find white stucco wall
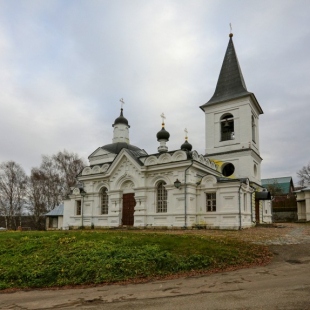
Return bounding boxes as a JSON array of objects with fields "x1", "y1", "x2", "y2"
[{"x1": 62, "y1": 149, "x2": 267, "y2": 230}]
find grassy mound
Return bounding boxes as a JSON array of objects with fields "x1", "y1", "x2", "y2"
[{"x1": 0, "y1": 231, "x2": 271, "y2": 290}]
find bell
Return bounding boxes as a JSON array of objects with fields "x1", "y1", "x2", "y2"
[{"x1": 224, "y1": 120, "x2": 230, "y2": 128}]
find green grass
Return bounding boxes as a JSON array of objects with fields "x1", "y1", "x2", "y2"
[{"x1": 0, "y1": 230, "x2": 270, "y2": 290}]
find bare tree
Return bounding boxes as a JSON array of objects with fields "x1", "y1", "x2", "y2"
[
  {"x1": 27, "y1": 165, "x2": 61, "y2": 230},
  {"x1": 53, "y1": 150, "x2": 85, "y2": 196},
  {"x1": 40, "y1": 155, "x2": 63, "y2": 208},
  {"x1": 0, "y1": 161, "x2": 28, "y2": 229},
  {"x1": 297, "y1": 162, "x2": 310, "y2": 187},
  {"x1": 27, "y1": 151, "x2": 85, "y2": 229}
]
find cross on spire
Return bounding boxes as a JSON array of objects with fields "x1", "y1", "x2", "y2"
[
  {"x1": 120, "y1": 98, "x2": 125, "y2": 109},
  {"x1": 160, "y1": 113, "x2": 166, "y2": 127},
  {"x1": 229, "y1": 23, "x2": 233, "y2": 37},
  {"x1": 184, "y1": 128, "x2": 188, "y2": 140}
]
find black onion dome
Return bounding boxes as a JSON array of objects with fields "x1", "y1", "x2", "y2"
[
  {"x1": 156, "y1": 127, "x2": 170, "y2": 141},
  {"x1": 181, "y1": 140, "x2": 192, "y2": 151},
  {"x1": 113, "y1": 109, "x2": 130, "y2": 127}
]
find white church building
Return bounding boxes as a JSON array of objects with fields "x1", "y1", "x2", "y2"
[{"x1": 61, "y1": 33, "x2": 272, "y2": 230}]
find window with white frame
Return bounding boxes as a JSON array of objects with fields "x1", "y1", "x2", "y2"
[
  {"x1": 100, "y1": 187, "x2": 109, "y2": 215},
  {"x1": 206, "y1": 193, "x2": 216, "y2": 212},
  {"x1": 157, "y1": 181, "x2": 167, "y2": 213}
]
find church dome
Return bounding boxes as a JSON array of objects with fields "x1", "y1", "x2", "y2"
[
  {"x1": 156, "y1": 127, "x2": 170, "y2": 141},
  {"x1": 101, "y1": 142, "x2": 146, "y2": 155},
  {"x1": 181, "y1": 140, "x2": 192, "y2": 151},
  {"x1": 113, "y1": 109, "x2": 130, "y2": 127}
]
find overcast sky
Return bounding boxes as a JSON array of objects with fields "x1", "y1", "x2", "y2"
[{"x1": 0, "y1": 0, "x2": 309, "y2": 184}]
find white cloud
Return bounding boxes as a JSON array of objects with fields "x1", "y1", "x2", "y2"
[{"x1": 0, "y1": 0, "x2": 309, "y2": 185}]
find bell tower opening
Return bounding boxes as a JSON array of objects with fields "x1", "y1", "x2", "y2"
[{"x1": 220, "y1": 114, "x2": 234, "y2": 141}]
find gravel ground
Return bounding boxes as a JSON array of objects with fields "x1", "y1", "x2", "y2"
[{"x1": 145, "y1": 222, "x2": 310, "y2": 245}]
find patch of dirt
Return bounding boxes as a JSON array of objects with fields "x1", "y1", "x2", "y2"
[
  {"x1": 144, "y1": 222, "x2": 310, "y2": 245},
  {"x1": 269, "y1": 243, "x2": 310, "y2": 264}
]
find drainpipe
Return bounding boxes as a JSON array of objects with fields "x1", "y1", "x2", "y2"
[
  {"x1": 248, "y1": 182, "x2": 256, "y2": 224},
  {"x1": 184, "y1": 160, "x2": 194, "y2": 229},
  {"x1": 271, "y1": 196, "x2": 274, "y2": 223},
  {"x1": 81, "y1": 190, "x2": 87, "y2": 228},
  {"x1": 238, "y1": 183, "x2": 242, "y2": 230},
  {"x1": 250, "y1": 187, "x2": 254, "y2": 223},
  {"x1": 81, "y1": 196, "x2": 84, "y2": 228}
]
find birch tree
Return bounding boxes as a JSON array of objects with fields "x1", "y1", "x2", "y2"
[{"x1": 0, "y1": 161, "x2": 28, "y2": 229}]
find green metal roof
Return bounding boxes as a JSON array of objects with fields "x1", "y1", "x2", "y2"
[{"x1": 261, "y1": 177, "x2": 294, "y2": 195}]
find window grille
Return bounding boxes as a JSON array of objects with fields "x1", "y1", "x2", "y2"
[
  {"x1": 157, "y1": 182, "x2": 167, "y2": 213},
  {"x1": 76, "y1": 200, "x2": 81, "y2": 215},
  {"x1": 100, "y1": 187, "x2": 109, "y2": 215},
  {"x1": 206, "y1": 193, "x2": 216, "y2": 212}
]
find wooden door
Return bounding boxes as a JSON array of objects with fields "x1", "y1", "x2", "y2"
[
  {"x1": 255, "y1": 200, "x2": 260, "y2": 223},
  {"x1": 122, "y1": 193, "x2": 135, "y2": 226}
]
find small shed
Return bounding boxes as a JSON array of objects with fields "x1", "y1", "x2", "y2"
[
  {"x1": 45, "y1": 204, "x2": 64, "y2": 230},
  {"x1": 295, "y1": 186, "x2": 310, "y2": 221},
  {"x1": 261, "y1": 177, "x2": 297, "y2": 222}
]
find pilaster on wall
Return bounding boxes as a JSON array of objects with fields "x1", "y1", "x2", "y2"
[
  {"x1": 134, "y1": 192, "x2": 147, "y2": 227},
  {"x1": 306, "y1": 195, "x2": 310, "y2": 221},
  {"x1": 108, "y1": 191, "x2": 123, "y2": 226}
]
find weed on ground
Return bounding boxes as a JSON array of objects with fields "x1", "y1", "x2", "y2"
[{"x1": 0, "y1": 230, "x2": 271, "y2": 290}]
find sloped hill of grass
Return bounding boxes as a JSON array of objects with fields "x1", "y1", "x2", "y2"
[{"x1": 0, "y1": 231, "x2": 271, "y2": 290}]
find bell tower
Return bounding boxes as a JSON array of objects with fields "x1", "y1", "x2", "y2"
[{"x1": 200, "y1": 33, "x2": 263, "y2": 184}]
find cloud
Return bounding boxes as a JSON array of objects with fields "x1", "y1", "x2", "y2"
[{"x1": 0, "y1": 0, "x2": 309, "y2": 185}]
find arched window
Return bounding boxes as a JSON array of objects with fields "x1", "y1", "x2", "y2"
[
  {"x1": 220, "y1": 113, "x2": 234, "y2": 141},
  {"x1": 100, "y1": 187, "x2": 109, "y2": 215},
  {"x1": 252, "y1": 115, "x2": 256, "y2": 142},
  {"x1": 157, "y1": 181, "x2": 167, "y2": 213}
]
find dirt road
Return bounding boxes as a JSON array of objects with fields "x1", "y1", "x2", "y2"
[{"x1": 1, "y1": 223, "x2": 310, "y2": 310}]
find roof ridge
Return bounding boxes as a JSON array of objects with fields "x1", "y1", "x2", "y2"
[{"x1": 262, "y1": 176, "x2": 292, "y2": 181}]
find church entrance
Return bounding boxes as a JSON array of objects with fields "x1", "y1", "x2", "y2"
[
  {"x1": 255, "y1": 200, "x2": 260, "y2": 223},
  {"x1": 122, "y1": 193, "x2": 135, "y2": 226}
]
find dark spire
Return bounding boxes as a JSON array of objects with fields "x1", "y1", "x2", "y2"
[{"x1": 201, "y1": 33, "x2": 252, "y2": 108}]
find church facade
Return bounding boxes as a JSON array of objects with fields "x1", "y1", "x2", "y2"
[{"x1": 62, "y1": 33, "x2": 272, "y2": 230}]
